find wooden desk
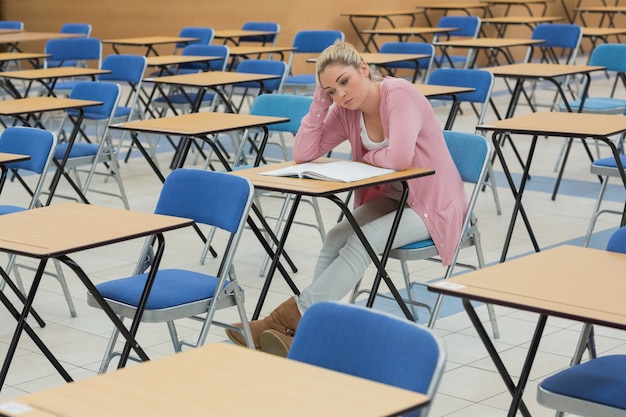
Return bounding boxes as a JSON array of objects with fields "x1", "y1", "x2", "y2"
[
  {"x1": 481, "y1": 15, "x2": 564, "y2": 37},
  {"x1": 0, "y1": 343, "x2": 429, "y2": 417},
  {"x1": 145, "y1": 71, "x2": 280, "y2": 113},
  {"x1": 110, "y1": 111, "x2": 289, "y2": 180},
  {"x1": 361, "y1": 26, "x2": 458, "y2": 50},
  {"x1": 481, "y1": 0, "x2": 555, "y2": 16},
  {"x1": 0, "y1": 31, "x2": 81, "y2": 52},
  {"x1": 214, "y1": 29, "x2": 279, "y2": 46},
  {"x1": 582, "y1": 26, "x2": 626, "y2": 49},
  {"x1": 417, "y1": 3, "x2": 492, "y2": 26},
  {"x1": 0, "y1": 52, "x2": 49, "y2": 71},
  {"x1": 576, "y1": 5, "x2": 626, "y2": 27},
  {"x1": 428, "y1": 245, "x2": 626, "y2": 417},
  {"x1": 477, "y1": 112, "x2": 626, "y2": 261},
  {"x1": 227, "y1": 45, "x2": 297, "y2": 70},
  {"x1": 434, "y1": 38, "x2": 545, "y2": 68},
  {"x1": 340, "y1": 9, "x2": 425, "y2": 51},
  {"x1": 0, "y1": 67, "x2": 110, "y2": 98},
  {"x1": 146, "y1": 54, "x2": 222, "y2": 75},
  {"x1": 414, "y1": 83, "x2": 476, "y2": 129},
  {"x1": 0, "y1": 203, "x2": 193, "y2": 390},
  {"x1": 102, "y1": 36, "x2": 199, "y2": 56},
  {"x1": 230, "y1": 159, "x2": 435, "y2": 321}
]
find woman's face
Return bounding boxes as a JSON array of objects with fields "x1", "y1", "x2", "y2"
[{"x1": 318, "y1": 61, "x2": 371, "y2": 110}]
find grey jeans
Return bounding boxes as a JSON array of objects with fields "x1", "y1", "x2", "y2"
[{"x1": 297, "y1": 195, "x2": 430, "y2": 313}]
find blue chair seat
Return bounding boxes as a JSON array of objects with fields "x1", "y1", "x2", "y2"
[
  {"x1": 593, "y1": 154, "x2": 626, "y2": 168},
  {"x1": 398, "y1": 239, "x2": 436, "y2": 250},
  {"x1": 561, "y1": 97, "x2": 626, "y2": 113},
  {"x1": 54, "y1": 142, "x2": 99, "y2": 159},
  {"x1": 0, "y1": 206, "x2": 26, "y2": 216},
  {"x1": 538, "y1": 355, "x2": 626, "y2": 414},
  {"x1": 284, "y1": 74, "x2": 316, "y2": 85},
  {"x1": 96, "y1": 269, "x2": 225, "y2": 310}
]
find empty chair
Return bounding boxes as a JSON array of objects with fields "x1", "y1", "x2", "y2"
[
  {"x1": 173, "y1": 26, "x2": 214, "y2": 54},
  {"x1": 0, "y1": 127, "x2": 77, "y2": 317},
  {"x1": 282, "y1": 29, "x2": 345, "y2": 95},
  {"x1": 288, "y1": 301, "x2": 446, "y2": 417},
  {"x1": 432, "y1": 16, "x2": 481, "y2": 68},
  {"x1": 379, "y1": 41, "x2": 435, "y2": 83},
  {"x1": 352, "y1": 130, "x2": 499, "y2": 338},
  {"x1": 239, "y1": 21, "x2": 280, "y2": 46},
  {"x1": 0, "y1": 21, "x2": 23, "y2": 30},
  {"x1": 52, "y1": 81, "x2": 129, "y2": 209},
  {"x1": 43, "y1": 37, "x2": 102, "y2": 69},
  {"x1": 426, "y1": 68, "x2": 501, "y2": 214},
  {"x1": 88, "y1": 168, "x2": 255, "y2": 373},
  {"x1": 60, "y1": 23, "x2": 92, "y2": 37}
]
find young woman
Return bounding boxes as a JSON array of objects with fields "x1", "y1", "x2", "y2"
[{"x1": 226, "y1": 41, "x2": 466, "y2": 356}]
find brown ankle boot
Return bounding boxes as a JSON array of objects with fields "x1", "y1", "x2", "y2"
[
  {"x1": 259, "y1": 329, "x2": 293, "y2": 357},
  {"x1": 225, "y1": 297, "x2": 301, "y2": 348}
]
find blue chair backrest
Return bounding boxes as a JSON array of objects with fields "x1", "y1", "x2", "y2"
[
  {"x1": 288, "y1": 301, "x2": 445, "y2": 413},
  {"x1": 236, "y1": 59, "x2": 287, "y2": 92},
  {"x1": 241, "y1": 21, "x2": 279, "y2": 45},
  {"x1": 531, "y1": 23, "x2": 581, "y2": 49},
  {"x1": 45, "y1": 37, "x2": 102, "y2": 64},
  {"x1": 443, "y1": 130, "x2": 489, "y2": 184},
  {"x1": 428, "y1": 68, "x2": 494, "y2": 104},
  {"x1": 155, "y1": 169, "x2": 252, "y2": 233},
  {"x1": 176, "y1": 27, "x2": 214, "y2": 49},
  {"x1": 0, "y1": 127, "x2": 56, "y2": 174},
  {"x1": 589, "y1": 43, "x2": 626, "y2": 73},
  {"x1": 379, "y1": 41, "x2": 434, "y2": 70},
  {"x1": 606, "y1": 227, "x2": 626, "y2": 254},
  {"x1": 60, "y1": 23, "x2": 91, "y2": 37},
  {"x1": 98, "y1": 54, "x2": 147, "y2": 83},
  {"x1": 292, "y1": 30, "x2": 345, "y2": 53},
  {"x1": 437, "y1": 15, "x2": 481, "y2": 38},
  {"x1": 249, "y1": 94, "x2": 313, "y2": 134},
  {"x1": 0, "y1": 21, "x2": 23, "y2": 30},
  {"x1": 69, "y1": 81, "x2": 120, "y2": 119},
  {"x1": 180, "y1": 44, "x2": 229, "y2": 72}
]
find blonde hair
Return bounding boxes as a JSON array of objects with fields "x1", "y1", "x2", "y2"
[{"x1": 316, "y1": 40, "x2": 381, "y2": 81}]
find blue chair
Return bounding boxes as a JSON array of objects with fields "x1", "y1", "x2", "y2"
[
  {"x1": 432, "y1": 16, "x2": 481, "y2": 68},
  {"x1": 43, "y1": 37, "x2": 102, "y2": 69},
  {"x1": 151, "y1": 45, "x2": 230, "y2": 115},
  {"x1": 288, "y1": 301, "x2": 446, "y2": 417},
  {"x1": 379, "y1": 41, "x2": 434, "y2": 83},
  {"x1": 87, "y1": 168, "x2": 255, "y2": 373},
  {"x1": 173, "y1": 26, "x2": 214, "y2": 54},
  {"x1": 0, "y1": 21, "x2": 23, "y2": 30},
  {"x1": 282, "y1": 29, "x2": 345, "y2": 94},
  {"x1": 537, "y1": 227, "x2": 626, "y2": 417},
  {"x1": 0, "y1": 127, "x2": 78, "y2": 318},
  {"x1": 60, "y1": 23, "x2": 92, "y2": 37},
  {"x1": 98, "y1": 54, "x2": 148, "y2": 123},
  {"x1": 352, "y1": 131, "x2": 499, "y2": 338},
  {"x1": 226, "y1": 58, "x2": 289, "y2": 112},
  {"x1": 54, "y1": 81, "x2": 129, "y2": 209},
  {"x1": 426, "y1": 68, "x2": 501, "y2": 215},
  {"x1": 240, "y1": 21, "x2": 280, "y2": 46}
]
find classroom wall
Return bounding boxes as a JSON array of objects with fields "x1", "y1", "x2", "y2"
[{"x1": 5, "y1": 0, "x2": 584, "y2": 69}]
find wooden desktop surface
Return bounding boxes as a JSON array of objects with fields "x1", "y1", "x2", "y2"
[
  {"x1": 0, "y1": 67, "x2": 110, "y2": 81},
  {"x1": 0, "y1": 52, "x2": 50, "y2": 62},
  {"x1": 362, "y1": 26, "x2": 458, "y2": 36},
  {"x1": 478, "y1": 111, "x2": 626, "y2": 138},
  {"x1": 0, "y1": 152, "x2": 29, "y2": 164},
  {"x1": 145, "y1": 70, "x2": 279, "y2": 88},
  {"x1": 146, "y1": 54, "x2": 222, "y2": 67},
  {"x1": 0, "y1": 97, "x2": 102, "y2": 115},
  {"x1": 414, "y1": 84, "x2": 475, "y2": 97},
  {"x1": 214, "y1": 29, "x2": 277, "y2": 39},
  {"x1": 0, "y1": 202, "x2": 193, "y2": 258},
  {"x1": 341, "y1": 9, "x2": 424, "y2": 17},
  {"x1": 0, "y1": 343, "x2": 429, "y2": 417},
  {"x1": 481, "y1": 15, "x2": 563, "y2": 24},
  {"x1": 110, "y1": 111, "x2": 289, "y2": 137},
  {"x1": 434, "y1": 37, "x2": 545, "y2": 48},
  {"x1": 228, "y1": 45, "x2": 297, "y2": 56},
  {"x1": 102, "y1": 35, "x2": 199, "y2": 46},
  {"x1": 481, "y1": 0, "x2": 554, "y2": 4},
  {"x1": 0, "y1": 31, "x2": 81, "y2": 43},
  {"x1": 359, "y1": 52, "x2": 431, "y2": 65},
  {"x1": 485, "y1": 62, "x2": 604, "y2": 78},
  {"x1": 429, "y1": 245, "x2": 626, "y2": 329},
  {"x1": 230, "y1": 158, "x2": 435, "y2": 196},
  {"x1": 582, "y1": 26, "x2": 626, "y2": 37}
]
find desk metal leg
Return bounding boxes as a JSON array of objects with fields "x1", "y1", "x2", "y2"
[
  {"x1": 463, "y1": 299, "x2": 535, "y2": 417},
  {"x1": 492, "y1": 132, "x2": 540, "y2": 262},
  {"x1": 328, "y1": 182, "x2": 416, "y2": 321},
  {"x1": 0, "y1": 260, "x2": 73, "y2": 391}
]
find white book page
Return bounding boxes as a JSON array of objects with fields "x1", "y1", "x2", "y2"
[{"x1": 259, "y1": 161, "x2": 395, "y2": 182}]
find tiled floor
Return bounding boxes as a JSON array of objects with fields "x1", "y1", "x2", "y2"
[{"x1": 1, "y1": 55, "x2": 625, "y2": 416}]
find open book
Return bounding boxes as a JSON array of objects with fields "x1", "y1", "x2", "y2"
[{"x1": 259, "y1": 160, "x2": 395, "y2": 183}]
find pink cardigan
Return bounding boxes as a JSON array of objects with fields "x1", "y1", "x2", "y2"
[{"x1": 293, "y1": 77, "x2": 466, "y2": 265}]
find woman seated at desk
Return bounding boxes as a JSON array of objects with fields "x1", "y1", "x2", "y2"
[{"x1": 226, "y1": 41, "x2": 466, "y2": 356}]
